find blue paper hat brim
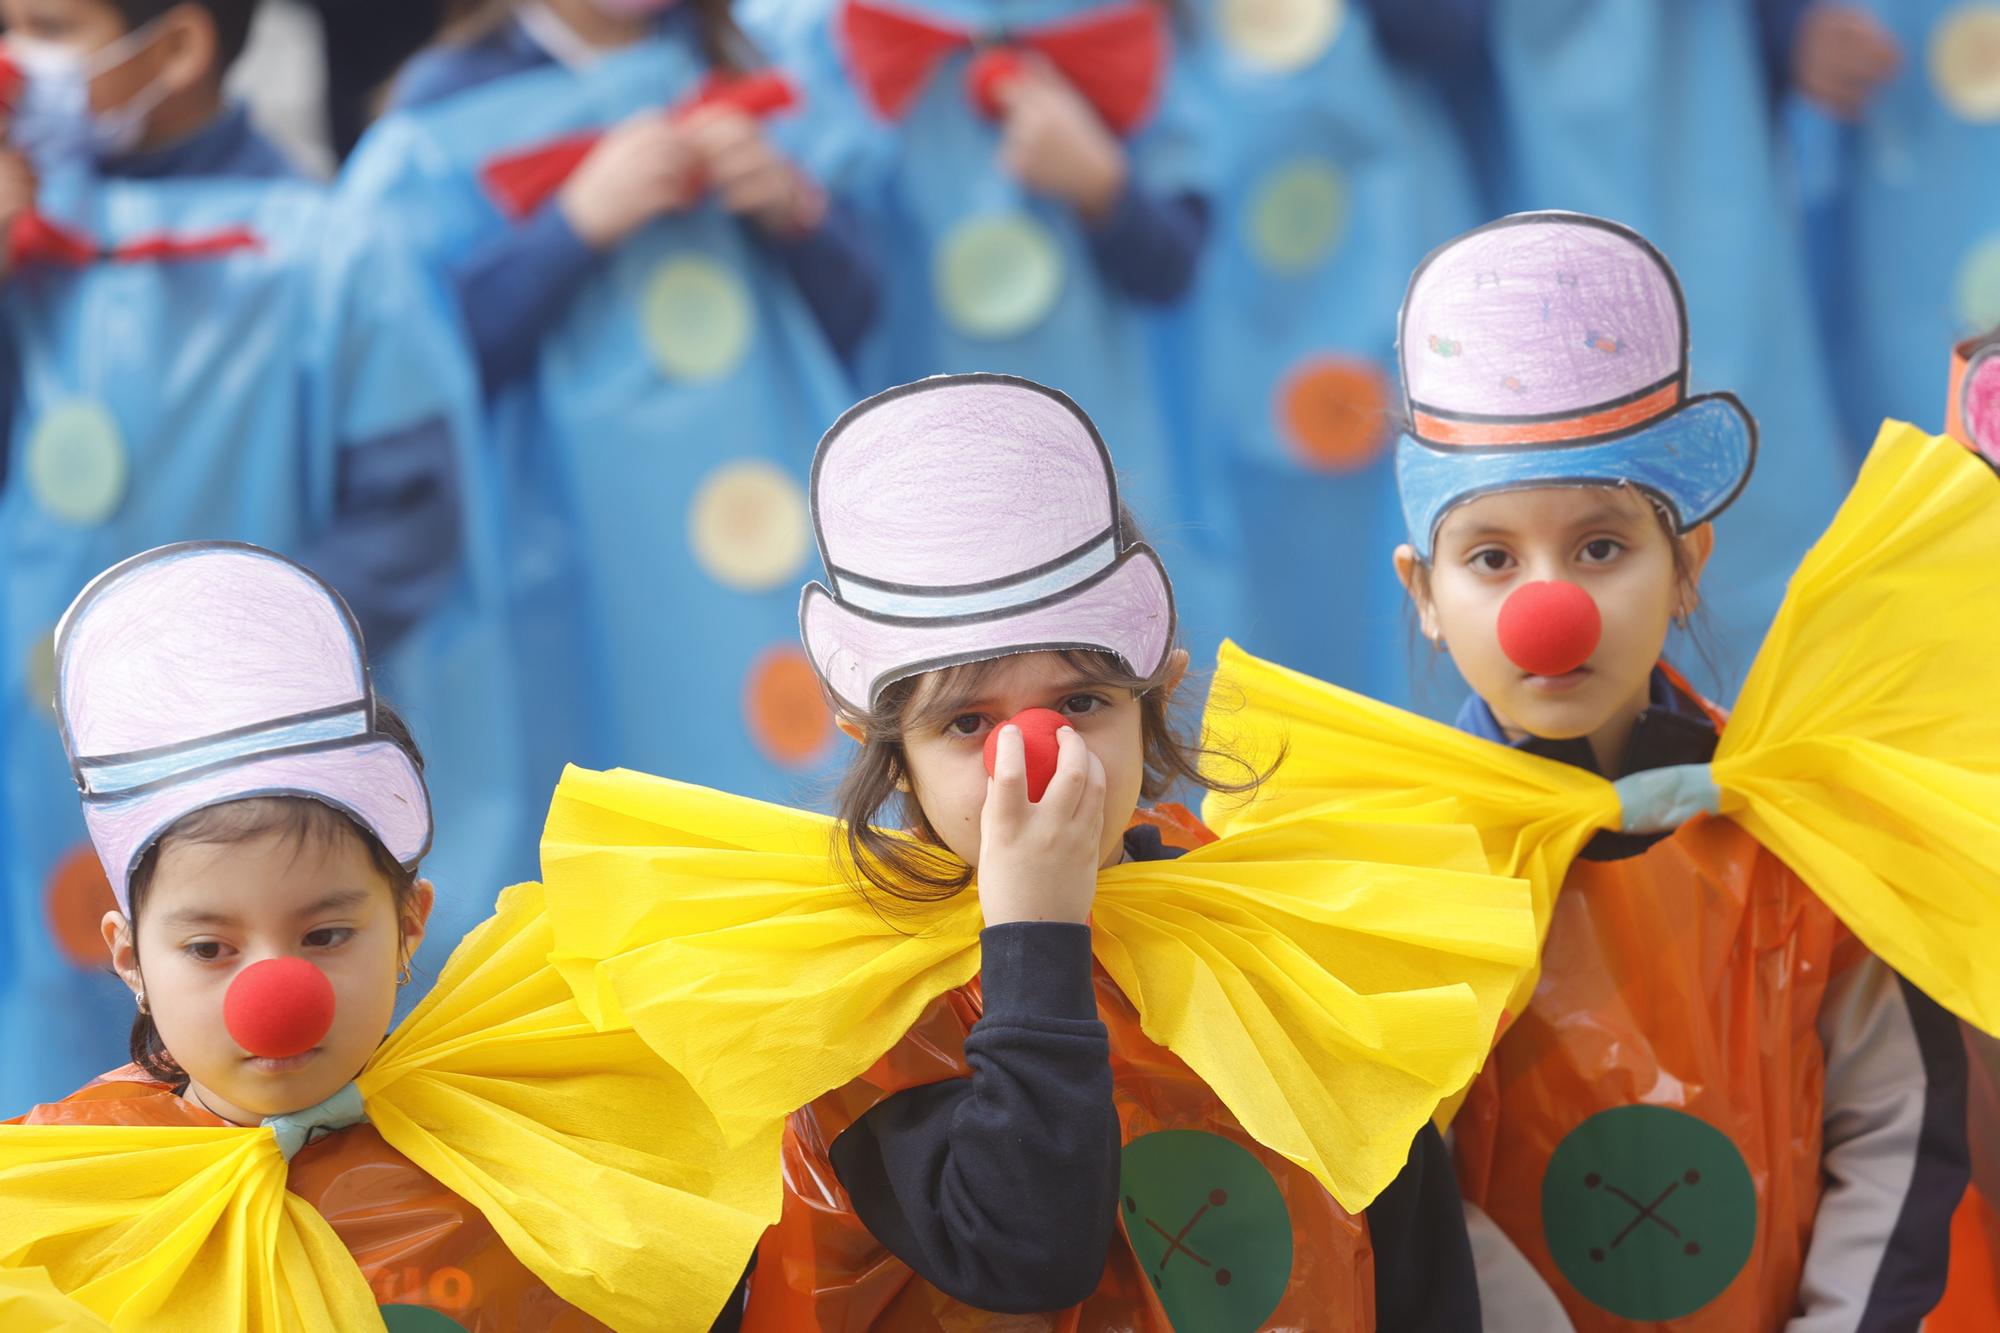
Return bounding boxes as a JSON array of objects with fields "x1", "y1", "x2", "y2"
[{"x1": 1397, "y1": 393, "x2": 1757, "y2": 558}]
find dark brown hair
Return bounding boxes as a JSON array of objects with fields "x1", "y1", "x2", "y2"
[
  {"x1": 831, "y1": 643, "x2": 1267, "y2": 910},
  {"x1": 438, "y1": 0, "x2": 755, "y2": 70},
  {"x1": 124, "y1": 705, "x2": 427, "y2": 1084}
]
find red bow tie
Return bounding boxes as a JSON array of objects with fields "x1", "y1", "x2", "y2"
[
  {"x1": 839, "y1": 0, "x2": 1167, "y2": 136},
  {"x1": 7, "y1": 212, "x2": 262, "y2": 268},
  {"x1": 479, "y1": 69, "x2": 800, "y2": 221}
]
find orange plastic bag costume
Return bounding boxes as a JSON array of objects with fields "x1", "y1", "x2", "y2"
[
  {"x1": 1450, "y1": 695, "x2": 1868, "y2": 1331},
  {"x1": 16, "y1": 1069, "x2": 604, "y2": 1332},
  {"x1": 745, "y1": 810, "x2": 1372, "y2": 1332}
]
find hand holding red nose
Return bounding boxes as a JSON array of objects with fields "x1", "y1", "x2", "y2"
[
  {"x1": 983, "y1": 707, "x2": 1069, "y2": 802},
  {"x1": 224, "y1": 957, "x2": 336, "y2": 1059},
  {"x1": 1497, "y1": 580, "x2": 1602, "y2": 677}
]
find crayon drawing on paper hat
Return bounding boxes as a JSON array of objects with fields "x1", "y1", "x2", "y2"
[
  {"x1": 54, "y1": 541, "x2": 433, "y2": 911},
  {"x1": 800, "y1": 373, "x2": 1176, "y2": 717},
  {"x1": 1396, "y1": 211, "x2": 1757, "y2": 558}
]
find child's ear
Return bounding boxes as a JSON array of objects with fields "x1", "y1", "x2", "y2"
[
  {"x1": 1679, "y1": 523, "x2": 1717, "y2": 614},
  {"x1": 155, "y1": 4, "x2": 220, "y2": 98},
  {"x1": 399, "y1": 880, "x2": 438, "y2": 965},
  {"x1": 836, "y1": 717, "x2": 867, "y2": 744},
  {"x1": 1392, "y1": 544, "x2": 1442, "y2": 642},
  {"x1": 1158, "y1": 648, "x2": 1190, "y2": 697},
  {"x1": 100, "y1": 911, "x2": 141, "y2": 997}
]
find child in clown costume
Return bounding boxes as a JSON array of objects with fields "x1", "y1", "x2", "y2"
[
  {"x1": 0, "y1": 542, "x2": 765, "y2": 1333},
  {"x1": 0, "y1": 0, "x2": 523, "y2": 1114},
  {"x1": 756, "y1": 0, "x2": 1237, "y2": 661},
  {"x1": 342, "y1": 0, "x2": 876, "y2": 813},
  {"x1": 1203, "y1": 211, "x2": 1998, "y2": 1331},
  {"x1": 534, "y1": 373, "x2": 1546, "y2": 1329},
  {"x1": 1456, "y1": 0, "x2": 1854, "y2": 690},
  {"x1": 1157, "y1": 0, "x2": 1484, "y2": 707}
]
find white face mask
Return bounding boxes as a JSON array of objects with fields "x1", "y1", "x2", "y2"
[{"x1": 6, "y1": 19, "x2": 174, "y2": 167}]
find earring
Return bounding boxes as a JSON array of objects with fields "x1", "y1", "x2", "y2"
[
  {"x1": 135, "y1": 990, "x2": 149, "y2": 1015},
  {"x1": 1430, "y1": 635, "x2": 1447, "y2": 655},
  {"x1": 397, "y1": 964, "x2": 413, "y2": 988}
]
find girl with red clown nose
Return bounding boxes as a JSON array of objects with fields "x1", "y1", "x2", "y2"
[
  {"x1": 534, "y1": 372, "x2": 1546, "y2": 1330},
  {"x1": 0, "y1": 542, "x2": 768, "y2": 1332},
  {"x1": 1204, "y1": 211, "x2": 2000, "y2": 1332}
]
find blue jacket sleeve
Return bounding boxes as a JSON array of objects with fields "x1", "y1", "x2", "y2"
[
  {"x1": 765, "y1": 196, "x2": 881, "y2": 363},
  {"x1": 302, "y1": 416, "x2": 463, "y2": 655},
  {"x1": 1085, "y1": 179, "x2": 1210, "y2": 305},
  {"x1": 449, "y1": 201, "x2": 600, "y2": 397},
  {"x1": 1356, "y1": 0, "x2": 1492, "y2": 73},
  {"x1": 828, "y1": 921, "x2": 1123, "y2": 1312}
]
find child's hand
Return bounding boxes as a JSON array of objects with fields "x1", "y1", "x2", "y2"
[
  {"x1": 557, "y1": 113, "x2": 701, "y2": 250},
  {"x1": 995, "y1": 61, "x2": 1128, "y2": 224},
  {"x1": 1793, "y1": 5, "x2": 1903, "y2": 120},
  {"x1": 682, "y1": 107, "x2": 826, "y2": 237},
  {"x1": 0, "y1": 148, "x2": 35, "y2": 280},
  {"x1": 975, "y1": 724, "x2": 1108, "y2": 927}
]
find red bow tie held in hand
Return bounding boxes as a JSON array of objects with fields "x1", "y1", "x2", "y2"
[
  {"x1": 983, "y1": 707, "x2": 1069, "y2": 802},
  {"x1": 479, "y1": 69, "x2": 801, "y2": 220},
  {"x1": 840, "y1": 0, "x2": 1167, "y2": 134}
]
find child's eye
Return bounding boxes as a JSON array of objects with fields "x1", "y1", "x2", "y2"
[
  {"x1": 183, "y1": 940, "x2": 231, "y2": 963},
  {"x1": 1578, "y1": 538, "x2": 1624, "y2": 564},
  {"x1": 304, "y1": 927, "x2": 356, "y2": 950},
  {"x1": 1059, "y1": 693, "x2": 1105, "y2": 718},
  {"x1": 1468, "y1": 548, "x2": 1514, "y2": 573},
  {"x1": 946, "y1": 714, "x2": 988, "y2": 739}
]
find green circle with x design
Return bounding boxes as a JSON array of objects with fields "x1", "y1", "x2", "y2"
[
  {"x1": 378, "y1": 1307, "x2": 468, "y2": 1333},
  {"x1": 1542, "y1": 1105, "x2": 1757, "y2": 1322},
  {"x1": 1120, "y1": 1130, "x2": 1292, "y2": 1332}
]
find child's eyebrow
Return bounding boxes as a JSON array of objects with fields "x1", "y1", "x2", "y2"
[
  {"x1": 292, "y1": 888, "x2": 373, "y2": 919},
  {"x1": 159, "y1": 907, "x2": 239, "y2": 930}
]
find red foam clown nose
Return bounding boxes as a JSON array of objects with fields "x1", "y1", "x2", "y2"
[
  {"x1": 983, "y1": 707, "x2": 1068, "y2": 802},
  {"x1": 1496, "y1": 581, "x2": 1602, "y2": 677},
  {"x1": 967, "y1": 47, "x2": 1027, "y2": 120},
  {"x1": 223, "y1": 957, "x2": 336, "y2": 1060}
]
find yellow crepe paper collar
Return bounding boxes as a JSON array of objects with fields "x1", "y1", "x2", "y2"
[
  {"x1": 0, "y1": 883, "x2": 769, "y2": 1333},
  {"x1": 539, "y1": 765, "x2": 1536, "y2": 1222},
  {"x1": 1205, "y1": 421, "x2": 2000, "y2": 1038}
]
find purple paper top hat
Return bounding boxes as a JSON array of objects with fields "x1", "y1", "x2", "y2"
[
  {"x1": 55, "y1": 542, "x2": 432, "y2": 912},
  {"x1": 1396, "y1": 212, "x2": 1756, "y2": 558},
  {"x1": 800, "y1": 374, "x2": 1176, "y2": 716}
]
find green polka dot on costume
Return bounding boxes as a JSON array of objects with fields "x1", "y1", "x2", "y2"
[
  {"x1": 934, "y1": 214, "x2": 1064, "y2": 340},
  {"x1": 26, "y1": 400, "x2": 127, "y2": 526},
  {"x1": 1120, "y1": 1130, "x2": 1292, "y2": 1333},
  {"x1": 1248, "y1": 158, "x2": 1347, "y2": 276},
  {"x1": 1542, "y1": 1106, "x2": 1757, "y2": 1322},
  {"x1": 643, "y1": 255, "x2": 755, "y2": 382},
  {"x1": 1954, "y1": 235, "x2": 2000, "y2": 333},
  {"x1": 1217, "y1": 0, "x2": 1345, "y2": 74},
  {"x1": 378, "y1": 1307, "x2": 468, "y2": 1333}
]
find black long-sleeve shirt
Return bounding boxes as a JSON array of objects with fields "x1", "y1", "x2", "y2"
[{"x1": 829, "y1": 825, "x2": 1484, "y2": 1326}]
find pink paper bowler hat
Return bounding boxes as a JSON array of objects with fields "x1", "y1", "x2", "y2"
[
  {"x1": 1396, "y1": 212, "x2": 1757, "y2": 558},
  {"x1": 1949, "y1": 334, "x2": 2000, "y2": 469},
  {"x1": 800, "y1": 374, "x2": 1176, "y2": 715},
  {"x1": 54, "y1": 542, "x2": 433, "y2": 912}
]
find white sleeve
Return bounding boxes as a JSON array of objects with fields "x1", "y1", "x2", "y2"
[
  {"x1": 1465, "y1": 1199, "x2": 1576, "y2": 1333},
  {"x1": 1788, "y1": 957, "x2": 1968, "y2": 1333}
]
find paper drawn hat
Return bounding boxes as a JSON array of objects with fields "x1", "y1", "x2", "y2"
[
  {"x1": 54, "y1": 542, "x2": 433, "y2": 912},
  {"x1": 1948, "y1": 334, "x2": 2000, "y2": 468},
  {"x1": 1395, "y1": 211, "x2": 1757, "y2": 557},
  {"x1": 800, "y1": 374, "x2": 1176, "y2": 716}
]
